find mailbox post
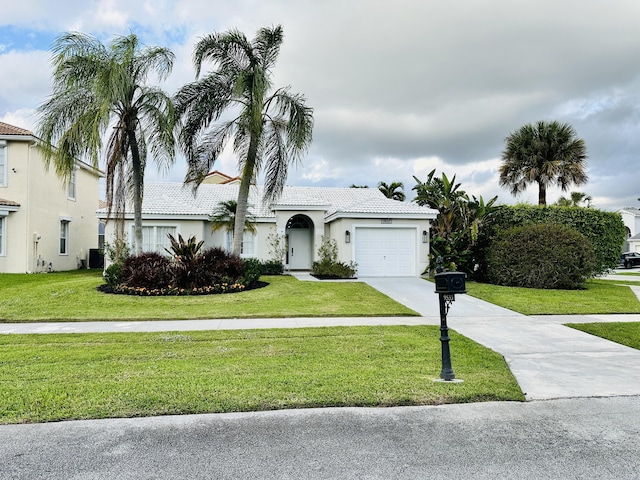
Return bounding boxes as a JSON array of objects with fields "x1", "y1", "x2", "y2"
[{"x1": 433, "y1": 259, "x2": 466, "y2": 381}]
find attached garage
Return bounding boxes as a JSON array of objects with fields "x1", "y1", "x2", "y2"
[{"x1": 354, "y1": 227, "x2": 417, "y2": 277}]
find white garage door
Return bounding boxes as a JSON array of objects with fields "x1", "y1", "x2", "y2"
[{"x1": 354, "y1": 228, "x2": 416, "y2": 277}]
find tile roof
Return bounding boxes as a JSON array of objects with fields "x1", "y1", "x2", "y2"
[
  {"x1": 0, "y1": 121, "x2": 33, "y2": 136},
  {"x1": 619, "y1": 207, "x2": 640, "y2": 215},
  {"x1": 100, "y1": 183, "x2": 437, "y2": 220}
]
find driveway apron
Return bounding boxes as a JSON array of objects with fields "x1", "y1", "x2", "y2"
[{"x1": 362, "y1": 277, "x2": 640, "y2": 400}]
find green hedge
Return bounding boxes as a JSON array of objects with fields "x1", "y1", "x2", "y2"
[
  {"x1": 475, "y1": 205, "x2": 625, "y2": 279},
  {"x1": 487, "y1": 223, "x2": 595, "y2": 289}
]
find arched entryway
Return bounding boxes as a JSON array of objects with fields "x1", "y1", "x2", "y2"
[{"x1": 286, "y1": 214, "x2": 314, "y2": 270}]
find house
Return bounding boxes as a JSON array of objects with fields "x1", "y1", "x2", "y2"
[
  {"x1": 201, "y1": 170, "x2": 241, "y2": 185},
  {"x1": 618, "y1": 208, "x2": 640, "y2": 252},
  {"x1": 0, "y1": 121, "x2": 103, "y2": 273},
  {"x1": 99, "y1": 182, "x2": 438, "y2": 277}
]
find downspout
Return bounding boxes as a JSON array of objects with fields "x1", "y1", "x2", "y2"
[
  {"x1": 24, "y1": 141, "x2": 36, "y2": 273},
  {"x1": 26, "y1": 139, "x2": 38, "y2": 273}
]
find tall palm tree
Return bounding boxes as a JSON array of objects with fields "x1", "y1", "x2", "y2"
[
  {"x1": 37, "y1": 32, "x2": 176, "y2": 255},
  {"x1": 175, "y1": 25, "x2": 313, "y2": 255},
  {"x1": 378, "y1": 181, "x2": 406, "y2": 201},
  {"x1": 499, "y1": 120, "x2": 588, "y2": 206}
]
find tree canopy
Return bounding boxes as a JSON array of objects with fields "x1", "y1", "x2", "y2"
[
  {"x1": 499, "y1": 120, "x2": 588, "y2": 206},
  {"x1": 37, "y1": 32, "x2": 176, "y2": 254},
  {"x1": 378, "y1": 181, "x2": 406, "y2": 201},
  {"x1": 175, "y1": 25, "x2": 313, "y2": 255}
]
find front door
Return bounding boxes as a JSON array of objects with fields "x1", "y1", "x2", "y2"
[{"x1": 288, "y1": 228, "x2": 312, "y2": 270}]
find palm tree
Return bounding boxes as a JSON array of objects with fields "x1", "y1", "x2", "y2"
[
  {"x1": 175, "y1": 25, "x2": 313, "y2": 255},
  {"x1": 556, "y1": 191, "x2": 593, "y2": 207},
  {"x1": 413, "y1": 170, "x2": 468, "y2": 240},
  {"x1": 499, "y1": 120, "x2": 588, "y2": 206},
  {"x1": 378, "y1": 181, "x2": 406, "y2": 201},
  {"x1": 210, "y1": 199, "x2": 256, "y2": 234},
  {"x1": 413, "y1": 169, "x2": 497, "y2": 273},
  {"x1": 37, "y1": 32, "x2": 176, "y2": 255}
]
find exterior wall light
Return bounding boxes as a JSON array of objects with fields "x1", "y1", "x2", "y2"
[
  {"x1": 345, "y1": 230, "x2": 351, "y2": 243},
  {"x1": 422, "y1": 230, "x2": 428, "y2": 243}
]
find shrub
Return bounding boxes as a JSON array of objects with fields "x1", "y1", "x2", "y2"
[
  {"x1": 165, "y1": 234, "x2": 204, "y2": 261},
  {"x1": 242, "y1": 258, "x2": 263, "y2": 287},
  {"x1": 486, "y1": 223, "x2": 595, "y2": 289},
  {"x1": 103, "y1": 262, "x2": 123, "y2": 287},
  {"x1": 310, "y1": 236, "x2": 357, "y2": 279},
  {"x1": 261, "y1": 259, "x2": 284, "y2": 275},
  {"x1": 312, "y1": 259, "x2": 358, "y2": 279},
  {"x1": 475, "y1": 205, "x2": 625, "y2": 279},
  {"x1": 101, "y1": 234, "x2": 275, "y2": 295},
  {"x1": 186, "y1": 247, "x2": 244, "y2": 289},
  {"x1": 106, "y1": 241, "x2": 249, "y2": 295},
  {"x1": 120, "y1": 252, "x2": 174, "y2": 289}
]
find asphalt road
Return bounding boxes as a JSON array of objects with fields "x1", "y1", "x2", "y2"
[{"x1": 2, "y1": 396, "x2": 639, "y2": 479}]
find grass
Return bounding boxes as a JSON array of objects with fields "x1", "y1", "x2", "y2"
[
  {"x1": 465, "y1": 279, "x2": 640, "y2": 315},
  {"x1": 567, "y1": 322, "x2": 640, "y2": 350},
  {"x1": 0, "y1": 326, "x2": 524, "y2": 424},
  {"x1": 0, "y1": 270, "x2": 417, "y2": 322}
]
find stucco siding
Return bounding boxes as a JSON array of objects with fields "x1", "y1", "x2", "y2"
[{"x1": 0, "y1": 139, "x2": 101, "y2": 273}]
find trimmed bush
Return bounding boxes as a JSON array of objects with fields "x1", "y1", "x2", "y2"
[
  {"x1": 475, "y1": 205, "x2": 625, "y2": 279},
  {"x1": 312, "y1": 259, "x2": 357, "y2": 279},
  {"x1": 486, "y1": 223, "x2": 595, "y2": 289},
  {"x1": 192, "y1": 247, "x2": 244, "y2": 288},
  {"x1": 241, "y1": 258, "x2": 263, "y2": 287},
  {"x1": 103, "y1": 262, "x2": 123, "y2": 288},
  {"x1": 120, "y1": 253, "x2": 174, "y2": 289},
  {"x1": 261, "y1": 259, "x2": 284, "y2": 275}
]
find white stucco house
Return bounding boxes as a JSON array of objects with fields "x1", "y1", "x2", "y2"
[
  {"x1": 99, "y1": 182, "x2": 438, "y2": 277},
  {"x1": 0, "y1": 121, "x2": 103, "y2": 273},
  {"x1": 619, "y1": 207, "x2": 640, "y2": 252}
]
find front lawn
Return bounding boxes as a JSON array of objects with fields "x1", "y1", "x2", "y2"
[
  {"x1": 568, "y1": 322, "x2": 640, "y2": 350},
  {"x1": 0, "y1": 326, "x2": 524, "y2": 424},
  {"x1": 465, "y1": 279, "x2": 640, "y2": 315},
  {"x1": 0, "y1": 271, "x2": 417, "y2": 322}
]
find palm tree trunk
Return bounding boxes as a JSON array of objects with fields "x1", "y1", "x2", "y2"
[
  {"x1": 538, "y1": 182, "x2": 547, "y2": 206},
  {"x1": 232, "y1": 143, "x2": 259, "y2": 255},
  {"x1": 233, "y1": 106, "x2": 262, "y2": 256},
  {"x1": 233, "y1": 176, "x2": 252, "y2": 256},
  {"x1": 129, "y1": 128, "x2": 144, "y2": 255}
]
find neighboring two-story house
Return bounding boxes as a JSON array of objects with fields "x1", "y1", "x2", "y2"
[{"x1": 0, "y1": 121, "x2": 103, "y2": 273}]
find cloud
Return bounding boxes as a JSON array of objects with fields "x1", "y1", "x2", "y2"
[{"x1": 1, "y1": 0, "x2": 640, "y2": 211}]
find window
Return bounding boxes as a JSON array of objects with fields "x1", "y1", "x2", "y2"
[
  {"x1": 133, "y1": 225, "x2": 176, "y2": 253},
  {"x1": 226, "y1": 231, "x2": 256, "y2": 258},
  {"x1": 59, "y1": 220, "x2": 69, "y2": 255},
  {"x1": 0, "y1": 141, "x2": 6, "y2": 186},
  {"x1": 67, "y1": 169, "x2": 76, "y2": 200},
  {"x1": 0, "y1": 217, "x2": 5, "y2": 256},
  {"x1": 98, "y1": 222, "x2": 105, "y2": 250}
]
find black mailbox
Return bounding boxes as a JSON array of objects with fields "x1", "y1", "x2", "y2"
[{"x1": 434, "y1": 271, "x2": 467, "y2": 294}]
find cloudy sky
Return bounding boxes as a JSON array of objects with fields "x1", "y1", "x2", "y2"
[{"x1": 1, "y1": 0, "x2": 639, "y2": 210}]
